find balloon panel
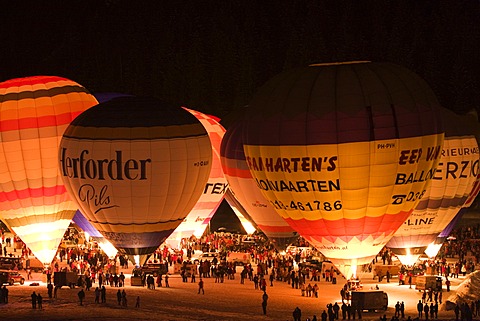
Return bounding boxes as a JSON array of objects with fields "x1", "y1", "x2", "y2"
[
  {"x1": 242, "y1": 62, "x2": 444, "y2": 265},
  {"x1": 73, "y1": 210, "x2": 102, "y2": 238},
  {"x1": 59, "y1": 97, "x2": 212, "y2": 255},
  {"x1": 0, "y1": 76, "x2": 98, "y2": 264}
]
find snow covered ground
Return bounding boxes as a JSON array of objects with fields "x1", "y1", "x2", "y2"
[{"x1": 0, "y1": 264, "x2": 474, "y2": 321}]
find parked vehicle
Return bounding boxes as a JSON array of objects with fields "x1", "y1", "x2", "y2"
[
  {"x1": 0, "y1": 257, "x2": 24, "y2": 270},
  {"x1": 415, "y1": 275, "x2": 442, "y2": 291},
  {"x1": 193, "y1": 251, "x2": 219, "y2": 264},
  {"x1": 25, "y1": 257, "x2": 44, "y2": 272},
  {"x1": 226, "y1": 252, "x2": 251, "y2": 266},
  {"x1": 351, "y1": 290, "x2": 388, "y2": 312},
  {"x1": 134, "y1": 261, "x2": 168, "y2": 277},
  {"x1": 0, "y1": 270, "x2": 25, "y2": 285},
  {"x1": 53, "y1": 271, "x2": 80, "y2": 288}
]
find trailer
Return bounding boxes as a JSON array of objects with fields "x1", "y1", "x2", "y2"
[
  {"x1": 351, "y1": 290, "x2": 388, "y2": 312},
  {"x1": 415, "y1": 275, "x2": 442, "y2": 291},
  {"x1": 53, "y1": 271, "x2": 80, "y2": 289}
]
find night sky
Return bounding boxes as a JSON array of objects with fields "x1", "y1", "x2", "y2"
[{"x1": 2, "y1": 1, "x2": 480, "y2": 119}]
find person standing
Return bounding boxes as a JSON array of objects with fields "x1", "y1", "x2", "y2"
[
  {"x1": 400, "y1": 301, "x2": 405, "y2": 319},
  {"x1": 261, "y1": 291, "x2": 268, "y2": 315},
  {"x1": 165, "y1": 273, "x2": 170, "y2": 287},
  {"x1": 117, "y1": 289, "x2": 122, "y2": 305},
  {"x1": 94, "y1": 287, "x2": 100, "y2": 303},
  {"x1": 417, "y1": 300, "x2": 423, "y2": 319},
  {"x1": 424, "y1": 302, "x2": 430, "y2": 320},
  {"x1": 31, "y1": 291, "x2": 37, "y2": 309},
  {"x1": 2, "y1": 285, "x2": 8, "y2": 304},
  {"x1": 121, "y1": 289, "x2": 127, "y2": 307},
  {"x1": 198, "y1": 278, "x2": 204, "y2": 294},
  {"x1": 78, "y1": 289, "x2": 85, "y2": 306},
  {"x1": 37, "y1": 293, "x2": 43, "y2": 310},
  {"x1": 101, "y1": 285, "x2": 107, "y2": 303},
  {"x1": 135, "y1": 296, "x2": 140, "y2": 308},
  {"x1": 47, "y1": 282, "x2": 53, "y2": 299},
  {"x1": 293, "y1": 306, "x2": 302, "y2": 321}
]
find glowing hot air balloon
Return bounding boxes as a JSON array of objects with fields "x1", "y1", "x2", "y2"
[
  {"x1": 165, "y1": 108, "x2": 228, "y2": 248},
  {"x1": 0, "y1": 76, "x2": 98, "y2": 265},
  {"x1": 221, "y1": 117, "x2": 299, "y2": 252},
  {"x1": 242, "y1": 61, "x2": 444, "y2": 276},
  {"x1": 387, "y1": 109, "x2": 479, "y2": 265},
  {"x1": 59, "y1": 96, "x2": 212, "y2": 265}
]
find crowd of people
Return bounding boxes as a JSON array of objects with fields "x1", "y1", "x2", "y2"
[{"x1": 1, "y1": 218, "x2": 480, "y2": 319}]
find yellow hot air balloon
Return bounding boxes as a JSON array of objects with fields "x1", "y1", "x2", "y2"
[
  {"x1": 59, "y1": 96, "x2": 212, "y2": 265},
  {"x1": 242, "y1": 61, "x2": 444, "y2": 277},
  {"x1": 0, "y1": 76, "x2": 98, "y2": 265}
]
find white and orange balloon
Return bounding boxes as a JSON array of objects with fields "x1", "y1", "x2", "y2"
[
  {"x1": 165, "y1": 108, "x2": 228, "y2": 248},
  {"x1": 241, "y1": 62, "x2": 444, "y2": 275},
  {"x1": 59, "y1": 96, "x2": 212, "y2": 264},
  {"x1": 0, "y1": 76, "x2": 98, "y2": 264}
]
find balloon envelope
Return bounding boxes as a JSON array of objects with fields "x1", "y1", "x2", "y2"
[
  {"x1": 0, "y1": 76, "x2": 98, "y2": 264},
  {"x1": 165, "y1": 108, "x2": 227, "y2": 248},
  {"x1": 387, "y1": 109, "x2": 479, "y2": 265},
  {"x1": 59, "y1": 96, "x2": 212, "y2": 256},
  {"x1": 242, "y1": 62, "x2": 444, "y2": 268}
]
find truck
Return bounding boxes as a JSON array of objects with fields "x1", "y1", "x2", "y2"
[
  {"x1": 415, "y1": 275, "x2": 442, "y2": 291},
  {"x1": 53, "y1": 271, "x2": 80, "y2": 288},
  {"x1": 351, "y1": 290, "x2": 388, "y2": 312}
]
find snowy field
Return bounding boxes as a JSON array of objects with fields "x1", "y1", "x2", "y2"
[{"x1": 0, "y1": 264, "x2": 474, "y2": 321}]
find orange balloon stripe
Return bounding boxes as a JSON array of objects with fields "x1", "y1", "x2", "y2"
[
  {"x1": 0, "y1": 76, "x2": 70, "y2": 88},
  {"x1": 284, "y1": 209, "x2": 411, "y2": 243},
  {"x1": 0, "y1": 185, "x2": 67, "y2": 202},
  {"x1": 256, "y1": 224, "x2": 298, "y2": 233},
  {"x1": 222, "y1": 164, "x2": 252, "y2": 179},
  {"x1": 0, "y1": 112, "x2": 84, "y2": 132}
]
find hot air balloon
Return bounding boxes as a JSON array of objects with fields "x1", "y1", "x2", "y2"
[
  {"x1": 165, "y1": 108, "x2": 227, "y2": 249},
  {"x1": 387, "y1": 109, "x2": 480, "y2": 265},
  {"x1": 72, "y1": 210, "x2": 118, "y2": 258},
  {"x1": 59, "y1": 96, "x2": 212, "y2": 265},
  {"x1": 0, "y1": 76, "x2": 98, "y2": 265},
  {"x1": 241, "y1": 61, "x2": 444, "y2": 277},
  {"x1": 221, "y1": 116, "x2": 299, "y2": 252}
]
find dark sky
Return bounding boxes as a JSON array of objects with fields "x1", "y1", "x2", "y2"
[{"x1": 1, "y1": 1, "x2": 480, "y2": 118}]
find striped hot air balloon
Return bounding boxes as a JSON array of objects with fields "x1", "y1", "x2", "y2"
[
  {"x1": 59, "y1": 96, "x2": 212, "y2": 265},
  {"x1": 221, "y1": 116, "x2": 299, "y2": 252},
  {"x1": 0, "y1": 76, "x2": 98, "y2": 265},
  {"x1": 165, "y1": 108, "x2": 228, "y2": 248},
  {"x1": 242, "y1": 62, "x2": 444, "y2": 276},
  {"x1": 388, "y1": 109, "x2": 480, "y2": 264}
]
